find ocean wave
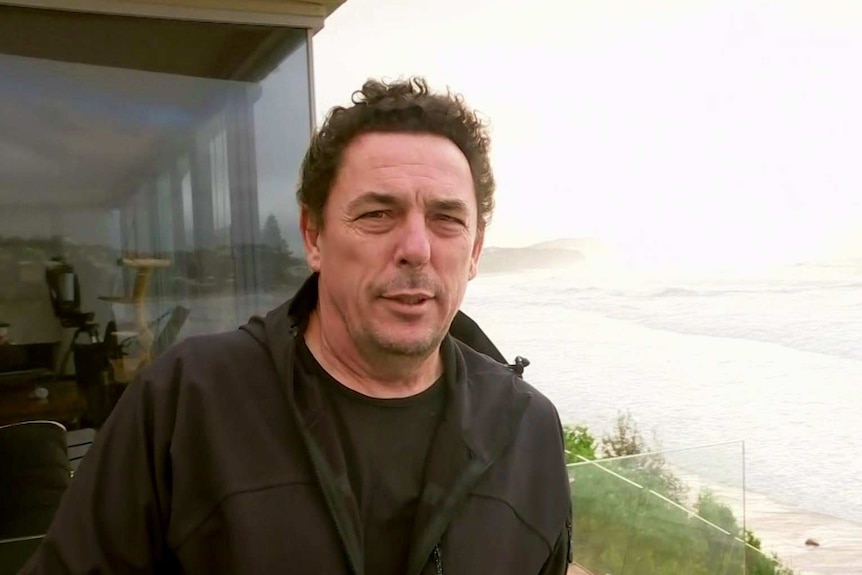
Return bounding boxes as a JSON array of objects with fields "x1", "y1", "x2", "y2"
[
  {"x1": 599, "y1": 311, "x2": 862, "y2": 363},
  {"x1": 555, "y1": 286, "x2": 862, "y2": 363},
  {"x1": 561, "y1": 286, "x2": 602, "y2": 295},
  {"x1": 636, "y1": 282, "x2": 862, "y2": 299},
  {"x1": 652, "y1": 287, "x2": 711, "y2": 297},
  {"x1": 483, "y1": 272, "x2": 862, "y2": 362}
]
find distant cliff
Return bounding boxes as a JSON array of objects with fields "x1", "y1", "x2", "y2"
[
  {"x1": 478, "y1": 237, "x2": 613, "y2": 274},
  {"x1": 479, "y1": 245, "x2": 585, "y2": 273},
  {"x1": 529, "y1": 237, "x2": 613, "y2": 257}
]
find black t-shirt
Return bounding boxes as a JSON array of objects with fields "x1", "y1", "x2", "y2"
[{"x1": 296, "y1": 337, "x2": 446, "y2": 575}]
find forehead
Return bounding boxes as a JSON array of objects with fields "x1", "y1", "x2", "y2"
[{"x1": 332, "y1": 132, "x2": 475, "y2": 206}]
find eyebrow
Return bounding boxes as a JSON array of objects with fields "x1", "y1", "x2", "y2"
[
  {"x1": 346, "y1": 191, "x2": 401, "y2": 212},
  {"x1": 346, "y1": 191, "x2": 469, "y2": 215},
  {"x1": 427, "y1": 198, "x2": 469, "y2": 214}
]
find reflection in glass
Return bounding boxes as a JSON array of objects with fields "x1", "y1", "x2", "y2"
[{"x1": 0, "y1": 11, "x2": 312, "y2": 426}]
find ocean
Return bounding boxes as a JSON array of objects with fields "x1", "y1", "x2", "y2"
[{"x1": 460, "y1": 260, "x2": 862, "y2": 574}]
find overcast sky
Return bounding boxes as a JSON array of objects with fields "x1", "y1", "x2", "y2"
[{"x1": 312, "y1": 0, "x2": 862, "y2": 271}]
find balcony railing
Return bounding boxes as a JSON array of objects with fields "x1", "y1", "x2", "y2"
[{"x1": 567, "y1": 441, "x2": 788, "y2": 575}]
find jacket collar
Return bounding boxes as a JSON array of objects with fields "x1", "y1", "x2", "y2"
[
  {"x1": 270, "y1": 271, "x2": 534, "y2": 462},
  {"x1": 252, "y1": 272, "x2": 533, "y2": 575},
  {"x1": 286, "y1": 272, "x2": 510, "y2": 364}
]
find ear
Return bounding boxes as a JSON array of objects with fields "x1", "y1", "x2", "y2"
[
  {"x1": 468, "y1": 226, "x2": 485, "y2": 280},
  {"x1": 300, "y1": 207, "x2": 322, "y2": 272}
]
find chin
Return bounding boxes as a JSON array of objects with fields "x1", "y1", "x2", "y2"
[{"x1": 372, "y1": 329, "x2": 444, "y2": 357}]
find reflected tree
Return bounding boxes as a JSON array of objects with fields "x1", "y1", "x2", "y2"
[{"x1": 261, "y1": 213, "x2": 291, "y2": 256}]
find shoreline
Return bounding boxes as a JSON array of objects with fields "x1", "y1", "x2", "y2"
[
  {"x1": 668, "y1": 466, "x2": 862, "y2": 574},
  {"x1": 743, "y1": 488, "x2": 862, "y2": 575}
]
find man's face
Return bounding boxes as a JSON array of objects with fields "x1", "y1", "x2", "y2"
[{"x1": 301, "y1": 132, "x2": 484, "y2": 359}]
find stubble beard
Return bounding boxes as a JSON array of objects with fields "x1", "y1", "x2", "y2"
[{"x1": 359, "y1": 322, "x2": 447, "y2": 360}]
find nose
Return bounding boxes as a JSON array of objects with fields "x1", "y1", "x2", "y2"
[{"x1": 395, "y1": 214, "x2": 431, "y2": 268}]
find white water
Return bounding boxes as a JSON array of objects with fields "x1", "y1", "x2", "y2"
[{"x1": 461, "y1": 260, "x2": 862, "y2": 574}]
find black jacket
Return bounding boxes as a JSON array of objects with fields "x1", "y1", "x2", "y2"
[{"x1": 22, "y1": 276, "x2": 572, "y2": 574}]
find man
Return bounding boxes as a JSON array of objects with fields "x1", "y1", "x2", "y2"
[{"x1": 23, "y1": 77, "x2": 572, "y2": 574}]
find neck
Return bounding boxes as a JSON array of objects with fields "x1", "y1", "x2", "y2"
[{"x1": 303, "y1": 310, "x2": 443, "y2": 399}]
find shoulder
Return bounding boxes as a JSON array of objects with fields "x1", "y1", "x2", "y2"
[
  {"x1": 455, "y1": 339, "x2": 562, "y2": 430},
  {"x1": 145, "y1": 328, "x2": 265, "y2": 376},
  {"x1": 130, "y1": 328, "x2": 273, "y2": 407},
  {"x1": 455, "y1": 341, "x2": 570, "y2": 546},
  {"x1": 110, "y1": 329, "x2": 285, "y2": 460},
  {"x1": 168, "y1": 328, "x2": 263, "y2": 363}
]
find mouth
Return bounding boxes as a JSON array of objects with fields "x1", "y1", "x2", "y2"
[{"x1": 382, "y1": 293, "x2": 434, "y2": 306}]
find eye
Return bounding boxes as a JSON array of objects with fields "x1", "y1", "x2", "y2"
[
  {"x1": 434, "y1": 214, "x2": 466, "y2": 226},
  {"x1": 360, "y1": 210, "x2": 389, "y2": 220}
]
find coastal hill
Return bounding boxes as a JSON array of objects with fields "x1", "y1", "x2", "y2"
[
  {"x1": 480, "y1": 237, "x2": 611, "y2": 273},
  {"x1": 529, "y1": 237, "x2": 612, "y2": 256}
]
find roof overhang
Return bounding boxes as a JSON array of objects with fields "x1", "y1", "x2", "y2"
[
  {"x1": 0, "y1": 1, "x2": 341, "y2": 209},
  {"x1": 0, "y1": 0, "x2": 348, "y2": 31}
]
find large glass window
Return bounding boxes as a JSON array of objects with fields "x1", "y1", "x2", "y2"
[{"x1": 0, "y1": 6, "x2": 312, "y2": 412}]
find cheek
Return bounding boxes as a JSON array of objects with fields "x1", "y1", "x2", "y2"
[
  {"x1": 451, "y1": 240, "x2": 479, "y2": 272},
  {"x1": 329, "y1": 241, "x2": 382, "y2": 296},
  {"x1": 348, "y1": 230, "x2": 382, "y2": 260},
  {"x1": 321, "y1": 228, "x2": 376, "y2": 268}
]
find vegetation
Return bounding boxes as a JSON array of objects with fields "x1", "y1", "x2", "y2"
[{"x1": 565, "y1": 411, "x2": 794, "y2": 575}]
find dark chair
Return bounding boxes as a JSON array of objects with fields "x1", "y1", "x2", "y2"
[
  {"x1": 104, "y1": 304, "x2": 190, "y2": 373},
  {"x1": 45, "y1": 258, "x2": 100, "y2": 379},
  {"x1": 151, "y1": 305, "x2": 190, "y2": 357},
  {"x1": 0, "y1": 421, "x2": 71, "y2": 574},
  {"x1": 66, "y1": 427, "x2": 96, "y2": 476}
]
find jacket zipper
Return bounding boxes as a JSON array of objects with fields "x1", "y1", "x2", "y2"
[
  {"x1": 406, "y1": 455, "x2": 497, "y2": 575},
  {"x1": 284, "y1": 329, "x2": 363, "y2": 575},
  {"x1": 302, "y1": 438, "x2": 360, "y2": 575},
  {"x1": 407, "y1": 380, "x2": 531, "y2": 575},
  {"x1": 432, "y1": 544, "x2": 443, "y2": 575}
]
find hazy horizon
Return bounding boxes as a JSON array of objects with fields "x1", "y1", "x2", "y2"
[{"x1": 312, "y1": 0, "x2": 862, "y2": 273}]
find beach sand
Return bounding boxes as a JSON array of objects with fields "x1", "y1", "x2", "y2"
[
  {"x1": 669, "y1": 466, "x2": 862, "y2": 574},
  {"x1": 743, "y1": 488, "x2": 862, "y2": 575}
]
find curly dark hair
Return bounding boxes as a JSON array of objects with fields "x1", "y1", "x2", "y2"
[{"x1": 297, "y1": 77, "x2": 495, "y2": 230}]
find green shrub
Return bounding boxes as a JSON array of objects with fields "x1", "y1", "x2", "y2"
[{"x1": 563, "y1": 414, "x2": 794, "y2": 575}]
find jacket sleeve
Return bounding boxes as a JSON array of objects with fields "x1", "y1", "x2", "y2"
[
  {"x1": 20, "y1": 364, "x2": 178, "y2": 574},
  {"x1": 539, "y1": 511, "x2": 573, "y2": 575},
  {"x1": 539, "y1": 401, "x2": 573, "y2": 575}
]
